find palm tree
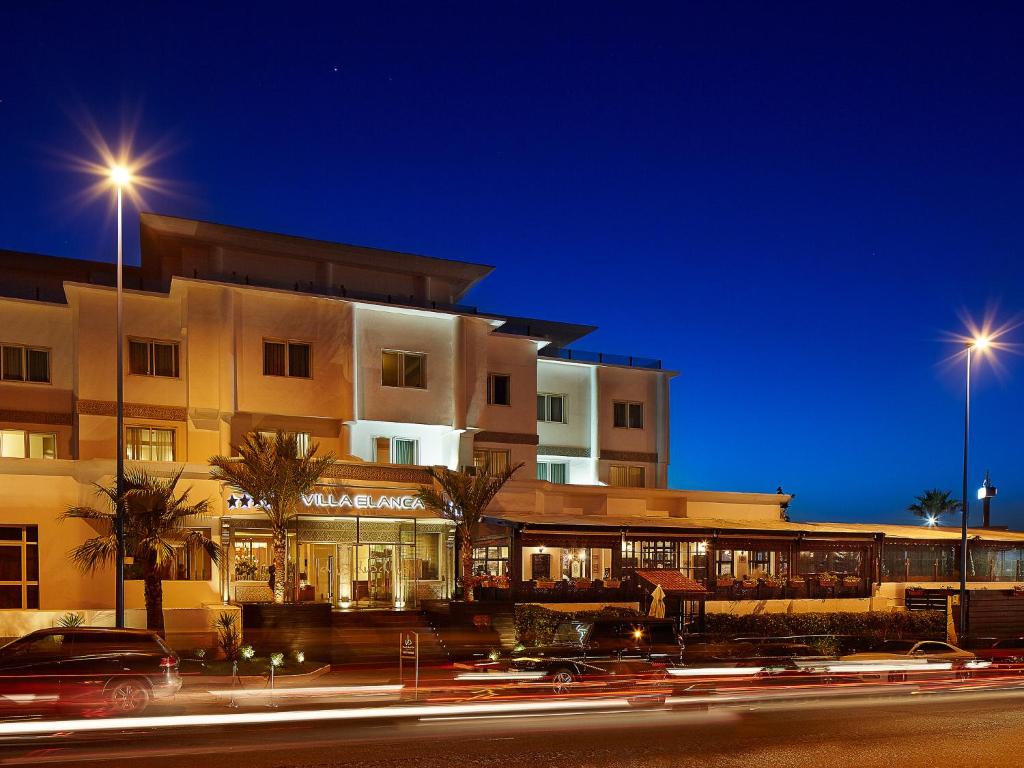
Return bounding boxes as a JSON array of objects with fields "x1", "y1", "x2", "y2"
[
  {"x1": 416, "y1": 462, "x2": 522, "y2": 601},
  {"x1": 63, "y1": 467, "x2": 220, "y2": 634},
  {"x1": 209, "y1": 431, "x2": 336, "y2": 604},
  {"x1": 908, "y1": 489, "x2": 962, "y2": 522}
]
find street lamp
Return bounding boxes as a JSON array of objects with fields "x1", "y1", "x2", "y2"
[
  {"x1": 925, "y1": 515, "x2": 938, "y2": 527},
  {"x1": 958, "y1": 335, "x2": 990, "y2": 638},
  {"x1": 109, "y1": 163, "x2": 133, "y2": 629}
]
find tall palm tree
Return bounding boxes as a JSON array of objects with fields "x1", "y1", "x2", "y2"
[
  {"x1": 416, "y1": 462, "x2": 522, "y2": 601},
  {"x1": 209, "y1": 431, "x2": 336, "y2": 604},
  {"x1": 63, "y1": 467, "x2": 220, "y2": 634},
  {"x1": 908, "y1": 488, "x2": 962, "y2": 522}
]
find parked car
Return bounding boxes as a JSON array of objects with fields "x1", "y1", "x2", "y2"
[
  {"x1": 0, "y1": 627, "x2": 181, "y2": 715},
  {"x1": 973, "y1": 637, "x2": 1024, "y2": 663},
  {"x1": 466, "y1": 617, "x2": 682, "y2": 694},
  {"x1": 840, "y1": 639, "x2": 975, "y2": 662}
]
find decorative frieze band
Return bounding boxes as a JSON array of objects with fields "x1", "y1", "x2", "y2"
[
  {"x1": 0, "y1": 409, "x2": 73, "y2": 426},
  {"x1": 599, "y1": 449, "x2": 659, "y2": 463},
  {"x1": 76, "y1": 399, "x2": 188, "y2": 422},
  {"x1": 537, "y1": 445, "x2": 591, "y2": 458},
  {"x1": 474, "y1": 431, "x2": 539, "y2": 445},
  {"x1": 322, "y1": 463, "x2": 433, "y2": 484}
]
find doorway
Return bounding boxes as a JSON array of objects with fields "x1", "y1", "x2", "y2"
[{"x1": 309, "y1": 543, "x2": 336, "y2": 603}]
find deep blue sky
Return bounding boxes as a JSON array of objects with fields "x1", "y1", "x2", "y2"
[{"x1": 2, "y1": 3, "x2": 1022, "y2": 526}]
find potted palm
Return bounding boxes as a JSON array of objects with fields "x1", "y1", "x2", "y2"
[{"x1": 63, "y1": 466, "x2": 220, "y2": 635}]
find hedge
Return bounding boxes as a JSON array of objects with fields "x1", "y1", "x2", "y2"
[
  {"x1": 703, "y1": 610, "x2": 946, "y2": 645},
  {"x1": 514, "y1": 605, "x2": 946, "y2": 649},
  {"x1": 514, "y1": 604, "x2": 641, "y2": 646}
]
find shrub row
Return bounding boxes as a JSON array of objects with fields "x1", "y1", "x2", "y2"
[
  {"x1": 514, "y1": 604, "x2": 640, "y2": 645},
  {"x1": 703, "y1": 610, "x2": 946, "y2": 643}
]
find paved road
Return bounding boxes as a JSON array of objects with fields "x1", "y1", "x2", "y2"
[{"x1": 1, "y1": 688, "x2": 1022, "y2": 767}]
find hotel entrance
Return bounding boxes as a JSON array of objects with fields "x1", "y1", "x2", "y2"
[{"x1": 225, "y1": 513, "x2": 454, "y2": 609}]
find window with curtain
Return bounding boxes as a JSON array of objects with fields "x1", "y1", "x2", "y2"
[
  {"x1": 609, "y1": 465, "x2": 645, "y2": 487},
  {"x1": 537, "y1": 393, "x2": 566, "y2": 423},
  {"x1": 128, "y1": 339, "x2": 179, "y2": 377},
  {"x1": 1, "y1": 345, "x2": 50, "y2": 383},
  {"x1": 257, "y1": 431, "x2": 310, "y2": 457},
  {"x1": 125, "y1": 426, "x2": 175, "y2": 461},
  {"x1": 392, "y1": 438, "x2": 417, "y2": 465},
  {"x1": 263, "y1": 340, "x2": 311, "y2": 377},
  {"x1": 474, "y1": 449, "x2": 510, "y2": 474},
  {"x1": 537, "y1": 461, "x2": 568, "y2": 483}
]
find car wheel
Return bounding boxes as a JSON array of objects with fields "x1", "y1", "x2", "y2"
[
  {"x1": 551, "y1": 668, "x2": 575, "y2": 694},
  {"x1": 107, "y1": 678, "x2": 151, "y2": 715}
]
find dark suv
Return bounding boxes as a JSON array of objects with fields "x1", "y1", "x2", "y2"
[{"x1": 0, "y1": 627, "x2": 181, "y2": 715}]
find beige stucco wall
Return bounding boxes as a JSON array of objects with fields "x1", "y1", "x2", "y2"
[{"x1": 706, "y1": 597, "x2": 897, "y2": 615}]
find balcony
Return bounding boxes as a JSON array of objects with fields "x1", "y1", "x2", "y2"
[{"x1": 538, "y1": 347, "x2": 663, "y2": 370}]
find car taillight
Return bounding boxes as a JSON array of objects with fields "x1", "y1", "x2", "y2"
[{"x1": 160, "y1": 656, "x2": 178, "y2": 668}]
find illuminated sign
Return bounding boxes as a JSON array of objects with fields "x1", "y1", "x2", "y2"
[
  {"x1": 227, "y1": 492, "x2": 426, "y2": 511},
  {"x1": 300, "y1": 493, "x2": 425, "y2": 510}
]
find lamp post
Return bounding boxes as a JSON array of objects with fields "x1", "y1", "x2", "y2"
[
  {"x1": 110, "y1": 164, "x2": 132, "y2": 629},
  {"x1": 958, "y1": 335, "x2": 990, "y2": 639}
]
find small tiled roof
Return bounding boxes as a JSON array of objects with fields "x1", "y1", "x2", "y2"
[{"x1": 635, "y1": 570, "x2": 709, "y2": 596}]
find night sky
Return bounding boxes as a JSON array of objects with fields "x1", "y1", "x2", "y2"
[{"x1": 2, "y1": 3, "x2": 1022, "y2": 526}]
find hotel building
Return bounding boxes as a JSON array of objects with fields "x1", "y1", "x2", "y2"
[{"x1": 1, "y1": 214, "x2": 1022, "y2": 640}]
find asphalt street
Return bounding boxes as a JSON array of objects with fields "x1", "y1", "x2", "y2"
[{"x1": 1, "y1": 687, "x2": 1022, "y2": 767}]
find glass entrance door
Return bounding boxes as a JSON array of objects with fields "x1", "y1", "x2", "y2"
[
  {"x1": 310, "y1": 543, "x2": 335, "y2": 603},
  {"x1": 367, "y1": 545, "x2": 393, "y2": 603}
]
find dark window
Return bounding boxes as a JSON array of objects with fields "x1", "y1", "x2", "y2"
[
  {"x1": 613, "y1": 401, "x2": 644, "y2": 429},
  {"x1": 382, "y1": 351, "x2": 425, "y2": 388},
  {"x1": 263, "y1": 341, "x2": 286, "y2": 376},
  {"x1": 1, "y1": 346, "x2": 23, "y2": 380},
  {"x1": 488, "y1": 374, "x2": 511, "y2": 405},
  {"x1": 26, "y1": 349, "x2": 50, "y2": 383},
  {"x1": 1, "y1": 345, "x2": 49, "y2": 383},
  {"x1": 640, "y1": 540, "x2": 679, "y2": 569},
  {"x1": 264, "y1": 341, "x2": 310, "y2": 378},
  {"x1": 129, "y1": 339, "x2": 179, "y2": 377},
  {"x1": 537, "y1": 394, "x2": 566, "y2": 423}
]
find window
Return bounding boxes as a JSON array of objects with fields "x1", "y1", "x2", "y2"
[
  {"x1": 416, "y1": 532, "x2": 441, "y2": 580},
  {"x1": 381, "y1": 350, "x2": 425, "y2": 388},
  {"x1": 716, "y1": 549, "x2": 734, "y2": 577},
  {"x1": 0, "y1": 525, "x2": 39, "y2": 609},
  {"x1": 609, "y1": 465, "x2": 645, "y2": 488},
  {"x1": 373, "y1": 437, "x2": 419, "y2": 465},
  {"x1": 613, "y1": 401, "x2": 644, "y2": 429},
  {"x1": 472, "y1": 546, "x2": 509, "y2": 577},
  {"x1": 487, "y1": 374, "x2": 511, "y2": 405},
  {"x1": 536, "y1": 461, "x2": 568, "y2": 484},
  {"x1": 126, "y1": 529, "x2": 212, "y2": 581},
  {"x1": 128, "y1": 339, "x2": 179, "y2": 377},
  {"x1": 125, "y1": 426, "x2": 175, "y2": 462},
  {"x1": 474, "y1": 449, "x2": 510, "y2": 474},
  {"x1": 640, "y1": 540, "x2": 679, "y2": 569},
  {"x1": 0, "y1": 345, "x2": 50, "y2": 383},
  {"x1": 537, "y1": 393, "x2": 566, "y2": 423},
  {"x1": 263, "y1": 341, "x2": 311, "y2": 378},
  {"x1": 258, "y1": 431, "x2": 311, "y2": 457},
  {"x1": 0, "y1": 431, "x2": 56, "y2": 459}
]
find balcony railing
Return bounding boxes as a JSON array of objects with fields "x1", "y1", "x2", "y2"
[{"x1": 538, "y1": 347, "x2": 662, "y2": 370}]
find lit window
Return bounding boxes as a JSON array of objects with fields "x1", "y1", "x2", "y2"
[
  {"x1": 487, "y1": 374, "x2": 511, "y2": 406},
  {"x1": 257, "y1": 431, "x2": 311, "y2": 457},
  {"x1": 128, "y1": 339, "x2": 180, "y2": 377},
  {"x1": 474, "y1": 449, "x2": 510, "y2": 474},
  {"x1": 537, "y1": 461, "x2": 568, "y2": 483},
  {"x1": 126, "y1": 528, "x2": 212, "y2": 581},
  {"x1": 381, "y1": 350, "x2": 425, "y2": 388},
  {"x1": 0, "y1": 430, "x2": 26, "y2": 458},
  {"x1": 0, "y1": 525, "x2": 39, "y2": 609},
  {"x1": 0, "y1": 345, "x2": 50, "y2": 383},
  {"x1": 125, "y1": 426, "x2": 175, "y2": 462},
  {"x1": 537, "y1": 393, "x2": 566, "y2": 423},
  {"x1": 613, "y1": 401, "x2": 644, "y2": 429},
  {"x1": 28, "y1": 433, "x2": 56, "y2": 459},
  {"x1": 609, "y1": 465, "x2": 645, "y2": 488},
  {"x1": 263, "y1": 341, "x2": 311, "y2": 378},
  {"x1": 372, "y1": 436, "x2": 419, "y2": 465}
]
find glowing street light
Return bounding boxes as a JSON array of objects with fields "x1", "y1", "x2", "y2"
[
  {"x1": 957, "y1": 333, "x2": 994, "y2": 637},
  {"x1": 108, "y1": 160, "x2": 134, "y2": 630},
  {"x1": 925, "y1": 515, "x2": 938, "y2": 527}
]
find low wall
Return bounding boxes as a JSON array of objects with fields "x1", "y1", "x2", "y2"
[
  {"x1": 877, "y1": 581, "x2": 1020, "y2": 606},
  {"x1": 0, "y1": 604, "x2": 241, "y2": 653},
  {"x1": 705, "y1": 597, "x2": 895, "y2": 615},
  {"x1": 523, "y1": 602, "x2": 641, "y2": 613}
]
